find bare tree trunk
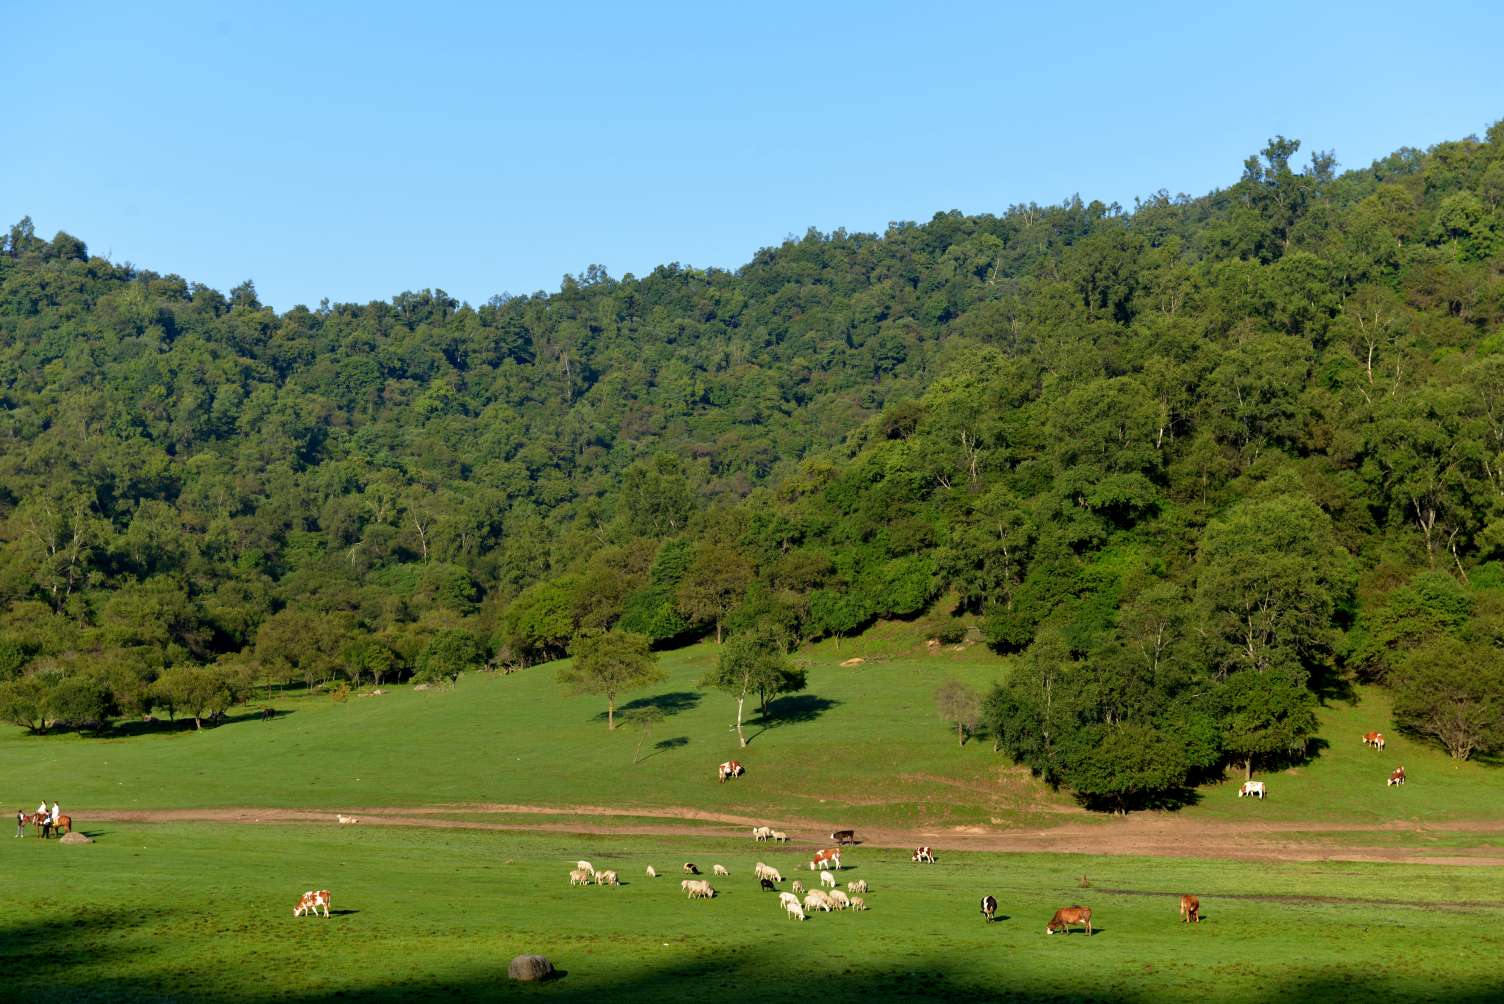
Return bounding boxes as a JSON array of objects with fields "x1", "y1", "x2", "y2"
[
  {"x1": 736, "y1": 694, "x2": 746, "y2": 747},
  {"x1": 1245, "y1": 758, "x2": 1253, "y2": 781},
  {"x1": 607, "y1": 698, "x2": 615, "y2": 731}
]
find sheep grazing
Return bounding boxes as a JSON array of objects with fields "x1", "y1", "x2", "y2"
[
  {"x1": 752, "y1": 826, "x2": 773, "y2": 841},
  {"x1": 792, "y1": 880, "x2": 805, "y2": 895},
  {"x1": 847, "y1": 879, "x2": 868, "y2": 895},
  {"x1": 803, "y1": 891, "x2": 832, "y2": 913},
  {"x1": 569, "y1": 869, "x2": 591, "y2": 886},
  {"x1": 576, "y1": 860, "x2": 595, "y2": 876},
  {"x1": 770, "y1": 830, "x2": 788, "y2": 843},
  {"x1": 754, "y1": 863, "x2": 783, "y2": 884},
  {"x1": 336, "y1": 815, "x2": 359, "y2": 825},
  {"x1": 779, "y1": 891, "x2": 800, "y2": 910},
  {"x1": 783, "y1": 899, "x2": 806, "y2": 921},
  {"x1": 645, "y1": 866, "x2": 658, "y2": 878},
  {"x1": 687, "y1": 881, "x2": 716, "y2": 900},
  {"x1": 713, "y1": 864, "x2": 729, "y2": 877},
  {"x1": 683, "y1": 863, "x2": 700, "y2": 875},
  {"x1": 828, "y1": 890, "x2": 851, "y2": 911},
  {"x1": 594, "y1": 870, "x2": 619, "y2": 887},
  {"x1": 850, "y1": 896, "x2": 867, "y2": 912},
  {"x1": 819, "y1": 870, "x2": 837, "y2": 889}
]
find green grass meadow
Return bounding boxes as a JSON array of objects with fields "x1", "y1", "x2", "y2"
[{"x1": 4, "y1": 823, "x2": 1502, "y2": 1003}]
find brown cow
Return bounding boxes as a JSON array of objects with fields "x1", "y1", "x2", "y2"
[
  {"x1": 293, "y1": 889, "x2": 331, "y2": 917},
  {"x1": 1180, "y1": 894, "x2": 1200, "y2": 924},
  {"x1": 1362, "y1": 731, "x2": 1386, "y2": 751},
  {"x1": 1046, "y1": 905, "x2": 1092, "y2": 936},
  {"x1": 1387, "y1": 766, "x2": 1406, "y2": 786}
]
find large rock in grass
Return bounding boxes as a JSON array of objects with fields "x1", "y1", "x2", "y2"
[
  {"x1": 60, "y1": 832, "x2": 93, "y2": 845},
  {"x1": 507, "y1": 955, "x2": 555, "y2": 982}
]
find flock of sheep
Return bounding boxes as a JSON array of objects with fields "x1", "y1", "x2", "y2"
[{"x1": 566, "y1": 831, "x2": 871, "y2": 922}]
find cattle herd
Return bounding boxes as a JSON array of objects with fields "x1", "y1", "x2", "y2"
[{"x1": 1238, "y1": 731, "x2": 1410, "y2": 801}]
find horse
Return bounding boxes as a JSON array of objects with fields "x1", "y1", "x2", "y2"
[
  {"x1": 51, "y1": 814, "x2": 72, "y2": 836},
  {"x1": 25, "y1": 813, "x2": 52, "y2": 838}
]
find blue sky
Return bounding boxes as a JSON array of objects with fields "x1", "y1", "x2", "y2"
[{"x1": 4, "y1": 1, "x2": 1502, "y2": 310}]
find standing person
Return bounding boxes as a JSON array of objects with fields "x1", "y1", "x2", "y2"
[{"x1": 14, "y1": 809, "x2": 23, "y2": 837}]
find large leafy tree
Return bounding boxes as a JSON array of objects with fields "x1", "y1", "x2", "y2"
[{"x1": 557, "y1": 630, "x2": 663, "y2": 730}]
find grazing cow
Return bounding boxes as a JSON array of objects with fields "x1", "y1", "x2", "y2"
[
  {"x1": 717, "y1": 760, "x2": 744, "y2": 783},
  {"x1": 753, "y1": 826, "x2": 773, "y2": 841},
  {"x1": 595, "y1": 870, "x2": 619, "y2": 887},
  {"x1": 850, "y1": 896, "x2": 867, "y2": 912},
  {"x1": 713, "y1": 864, "x2": 729, "y2": 877},
  {"x1": 829, "y1": 890, "x2": 851, "y2": 911},
  {"x1": 760, "y1": 877, "x2": 777, "y2": 892},
  {"x1": 1388, "y1": 766, "x2": 1406, "y2": 786},
  {"x1": 683, "y1": 862, "x2": 700, "y2": 875},
  {"x1": 911, "y1": 846, "x2": 936, "y2": 863},
  {"x1": 980, "y1": 895, "x2": 998, "y2": 923},
  {"x1": 1238, "y1": 781, "x2": 1266, "y2": 799},
  {"x1": 293, "y1": 890, "x2": 331, "y2": 918},
  {"x1": 847, "y1": 880, "x2": 868, "y2": 895},
  {"x1": 809, "y1": 848, "x2": 841, "y2": 871},
  {"x1": 830, "y1": 829, "x2": 857, "y2": 846},
  {"x1": 1362, "y1": 731, "x2": 1386, "y2": 751},
  {"x1": 784, "y1": 899, "x2": 807, "y2": 921},
  {"x1": 770, "y1": 830, "x2": 788, "y2": 843},
  {"x1": 792, "y1": 880, "x2": 805, "y2": 895},
  {"x1": 569, "y1": 869, "x2": 591, "y2": 886},
  {"x1": 1180, "y1": 895, "x2": 1200, "y2": 924},
  {"x1": 1046, "y1": 906, "x2": 1092, "y2": 936},
  {"x1": 576, "y1": 860, "x2": 595, "y2": 876},
  {"x1": 819, "y1": 870, "x2": 837, "y2": 889}
]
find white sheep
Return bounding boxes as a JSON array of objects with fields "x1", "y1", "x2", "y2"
[
  {"x1": 850, "y1": 896, "x2": 867, "y2": 911},
  {"x1": 595, "y1": 869, "x2": 619, "y2": 887},
  {"x1": 763, "y1": 866, "x2": 783, "y2": 884},
  {"x1": 829, "y1": 890, "x2": 850, "y2": 911},
  {"x1": 336, "y1": 815, "x2": 359, "y2": 825},
  {"x1": 569, "y1": 869, "x2": 590, "y2": 886},
  {"x1": 847, "y1": 879, "x2": 868, "y2": 895},
  {"x1": 713, "y1": 864, "x2": 729, "y2": 877},
  {"x1": 792, "y1": 879, "x2": 805, "y2": 895},
  {"x1": 784, "y1": 899, "x2": 806, "y2": 921},
  {"x1": 753, "y1": 826, "x2": 772, "y2": 841},
  {"x1": 803, "y1": 891, "x2": 832, "y2": 913},
  {"x1": 645, "y1": 865, "x2": 657, "y2": 878},
  {"x1": 819, "y1": 870, "x2": 837, "y2": 889},
  {"x1": 770, "y1": 830, "x2": 788, "y2": 843},
  {"x1": 576, "y1": 860, "x2": 595, "y2": 875},
  {"x1": 779, "y1": 891, "x2": 800, "y2": 910},
  {"x1": 690, "y1": 882, "x2": 716, "y2": 900}
]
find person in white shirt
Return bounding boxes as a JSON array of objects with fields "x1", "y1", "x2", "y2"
[
  {"x1": 37, "y1": 800, "x2": 47, "y2": 817},
  {"x1": 50, "y1": 802, "x2": 60, "y2": 824}
]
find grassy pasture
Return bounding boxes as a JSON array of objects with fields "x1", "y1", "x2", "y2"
[
  {"x1": 2, "y1": 638, "x2": 1502, "y2": 835},
  {"x1": 2, "y1": 823, "x2": 1502, "y2": 1003}
]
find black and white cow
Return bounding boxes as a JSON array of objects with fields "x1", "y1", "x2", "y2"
[{"x1": 980, "y1": 895, "x2": 998, "y2": 923}]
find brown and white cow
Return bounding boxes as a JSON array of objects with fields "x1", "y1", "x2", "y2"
[
  {"x1": 1180, "y1": 894, "x2": 1200, "y2": 924},
  {"x1": 1046, "y1": 905, "x2": 1092, "y2": 936},
  {"x1": 717, "y1": 760, "x2": 744, "y2": 783},
  {"x1": 911, "y1": 845, "x2": 936, "y2": 863},
  {"x1": 293, "y1": 889, "x2": 331, "y2": 918},
  {"x1": 1387, "y1": 766, "x2": 1406, "y2": 786},
  {"x1": 1362, "y1": 731, "x2": 1386, "y2": 751},
  {"x1": 809, "y1": 847, "x2": 841, "y2": 871}
]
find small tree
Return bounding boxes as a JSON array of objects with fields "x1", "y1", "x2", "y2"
[
  {"x1": 557, "y1": 630, "x2": 663, "y2": 730},
  {"x1": 623, "y1": 706, "x2": 666, "y2": 764},
  {"x1": 934, "y1": 679, "x2": 983, "y2": 747},
  {"x1": 1392, "y1": 637, "x2": 1504, "y2": 761},
  {"x1": 702, "y1": 628, "x2": 795, "y2": 747},
  {"x1": 414, "y1": 629, "x2": 485, "y2": 689}
]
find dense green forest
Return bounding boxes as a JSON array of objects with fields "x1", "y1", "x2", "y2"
[{"x1": 4, "y1": 123, "x2": 1504, "y2": 807}]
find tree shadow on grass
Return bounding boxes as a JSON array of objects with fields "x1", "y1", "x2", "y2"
[
  {"x1": 634, "y1": 737, "x2": 691, "y2": 763},
  {"x1": 95, "y1": 707, "x2": 296, "y2": 739},
  {"x1": 745, "y1": 695, "x2": 840, "y2": 744},
  {"x1": 595, "y1": 692, "x2": 702, "y2": 724}
]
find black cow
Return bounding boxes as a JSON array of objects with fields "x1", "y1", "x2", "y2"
[
  {"x1": 830, "y1": 829, "x2": 856, "y2": 846},
  {"x1": 980, "y1": 895, "x2": 998, "y2": 923}
]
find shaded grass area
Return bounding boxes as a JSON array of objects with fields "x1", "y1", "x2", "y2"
[{"x1": 2, "y1": 824, "x2": 1502, "y2": 1003}]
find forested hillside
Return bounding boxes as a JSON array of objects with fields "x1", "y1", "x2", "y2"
[{"x1": 4, "y1": 124, "x2": 1504, "y2": 806}]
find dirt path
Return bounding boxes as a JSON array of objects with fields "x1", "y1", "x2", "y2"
[{"x1": 84, "y1": 804, "x2": 1504, "y2": 867}]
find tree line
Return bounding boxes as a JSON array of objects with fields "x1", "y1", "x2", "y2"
[{"x1": 2, "y1": 123, "x2": 1503, "y2": 804}]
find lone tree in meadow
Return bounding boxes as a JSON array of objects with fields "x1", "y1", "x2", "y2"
[
  {"x1": 622, "y1": 706, "x2": 667, "y2": 764},
  {"x1": 558, "y1": 630, "x2": 663, "y2": 730},
  {"x1": 934, "y1": 678, "x2": 983, "y2": 747},
  {"x1": 702, "y1": 627, "x2": 802, "y2": 747}
]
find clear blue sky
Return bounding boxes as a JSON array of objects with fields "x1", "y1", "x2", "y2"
[{"x1": 4, "y1": 1, "x2": 1502, "y2": 310}]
